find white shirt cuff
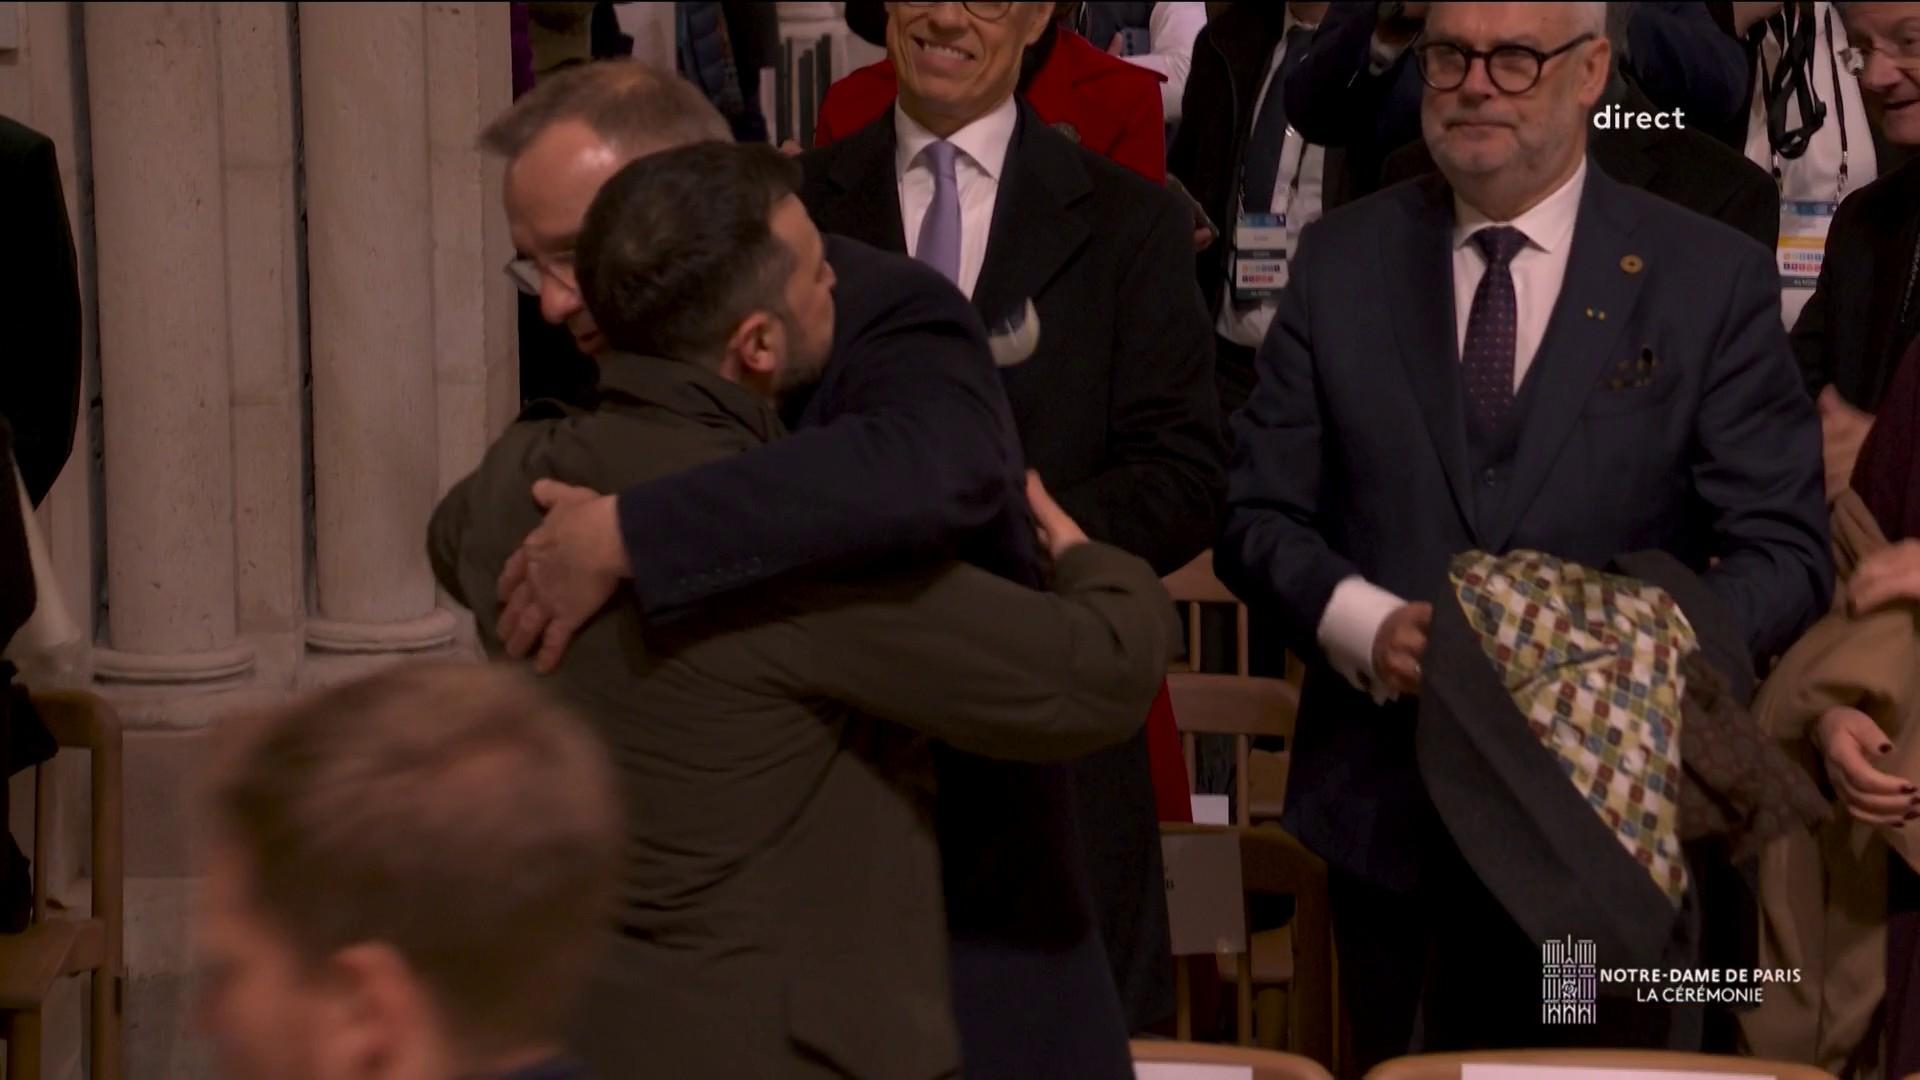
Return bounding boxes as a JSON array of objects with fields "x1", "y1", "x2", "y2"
[
  {"x1": 1367, "y1": 35, "x2": 1410, "y2": 75},
  {"x1": 1316, "y1": 576, "x2": 1408, "y2": 704}
]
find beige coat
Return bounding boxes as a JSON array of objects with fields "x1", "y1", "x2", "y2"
[{"x1": 1745, "y1": 492, "x2": 1920, "y2": 1074}]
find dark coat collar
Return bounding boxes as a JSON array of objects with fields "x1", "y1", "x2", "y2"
[{"x1": 587, "y1": 352, "x2": 784, "y2": 445}]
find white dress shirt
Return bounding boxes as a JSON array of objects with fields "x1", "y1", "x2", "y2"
[
  {"x1": 1216, "y1": 9, "x2": 1327, "y2": 348},
  {"x1": 1119, "y1": 2, "x2": 1209, "y2": 121},
  {"x1": 896, "y1": 97, "x2": 1018, "y2": 300},
  {"x1": 1315, "y1": 162, "x2": 1588, "y2": 701}
]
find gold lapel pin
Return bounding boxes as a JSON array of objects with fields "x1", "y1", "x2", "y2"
[
  {"x1": 1620, "y1": 254, "x2": 1644, "y2": 274},
  {"x1": 1585, "y1": 307, "x2": 1595, "y2": 318}
]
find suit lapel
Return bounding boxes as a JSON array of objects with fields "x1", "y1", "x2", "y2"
[
  {"x1": 973, "y1": 105, "x2": 1092, "y2": 328},
  {"x1": 1486, "y1": 168, "x2": 1644, "y2": 551},
  {"x1": 815, "y1": 108, "x2": 909, "y2": 254},
  {"x1": 1384, "y1": 176, "x2": 1479, "y2": 542}
]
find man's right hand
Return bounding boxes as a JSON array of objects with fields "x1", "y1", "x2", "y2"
[
  {"x1": 1027, "y1": 470, "x2": 1089, "y2": 559},
  {"x1": 1819, "y1": 385, "x2": 1875, "y2": 501},
  {"x1": 1372, "y1": 601, "x2": 1432, "y2": 698}
]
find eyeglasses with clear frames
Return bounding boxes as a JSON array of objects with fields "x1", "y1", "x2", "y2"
[
  {"x1": 504, "y1": 252, "x2": 578, "y2": 298},
  {"x1": 1839, "y1": 37, "x2": 1920, "y2": 76},
  {"x1": 896, "y1": 1, "x2": 1014, "y2": 21}
]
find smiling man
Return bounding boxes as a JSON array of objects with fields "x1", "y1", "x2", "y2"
[
  {"x1": 1217, "y1": 1, "x2": 1829, "y2": 1067},
  {"x1": 1793, "y1": 1, "x2": 1920, "y2": 499},
  {"x1": 795, "y1": 2, "x2": 1224, "y2": 1054}
]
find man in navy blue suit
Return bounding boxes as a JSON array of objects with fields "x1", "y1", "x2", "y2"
[{"x1": 1217, "y1": 2, "x2": 1830, "y2": 1070}]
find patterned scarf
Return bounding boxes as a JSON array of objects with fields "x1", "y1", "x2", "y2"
[{"x1": 1449, "y1": 550, "x2": 1694, "y2": 905}]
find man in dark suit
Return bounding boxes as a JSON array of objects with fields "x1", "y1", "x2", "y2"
[
  {"x1": 0, "y1": 115, "x2": 82, "y2": 506},
  {"x1": 434, "y1": 142, "x2": 1173, "y2": 1078},
  {"x1": 476, "y1": 59, "x2": 1156, "y2": 1078},
  {"x1": 793, "y1": 0, "x2": 1225, "y2": 1042},
  {"x1": 1217, "y1": 2, "x2": 1830, "y2": 1070},
  {"x1": 1794, "y1": 1, "x2": 1920, "y2": 500}
]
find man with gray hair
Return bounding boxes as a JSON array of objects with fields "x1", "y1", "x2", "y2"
[{"x1": 1220, "y1": 0, "x2": 1829, "y2": 1066}]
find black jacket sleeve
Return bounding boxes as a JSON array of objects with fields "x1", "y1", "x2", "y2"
[{"x1": 0, "y1": 121, "x2": 82, "y2": 507}]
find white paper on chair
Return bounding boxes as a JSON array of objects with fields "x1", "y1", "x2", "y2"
[
  {"x1": 1459, "y1": 1060, "x2": 1774, "y2": 1068},
  {"x1": 1134, "y1": 1064, "x2": 1254, "y2": 1080},
  {"x1": 1191, "y1": 794, "x2": 1231, "y2": 826}
]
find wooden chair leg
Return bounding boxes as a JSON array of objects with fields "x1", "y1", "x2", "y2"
[
  {"x1": 9, "y1": 1006, "x2": 45, "y2": 1080},
  {"x1": 93, "y1": 970, "x2": 121, "y2": 1080},
  {"x1": 1175, "y1": 956, "x2": 1192, "y2": 1041}
]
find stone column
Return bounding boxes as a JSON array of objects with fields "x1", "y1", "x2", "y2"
[
  {"x1": 86, "y1": 2, "x2": 253, "y2": 683},
  {"x1": 427, "y1": 1, "x2": 517, "y2": 498},
  {"x1": 221, "y1": 1, "x2": 307, "y2": 679},
  {"x1": 300, "y1": 1, "x2": 456, "y2": 652}
]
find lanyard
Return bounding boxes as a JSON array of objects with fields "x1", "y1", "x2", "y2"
[{"x1": 1759, "y1": 3, "x2": 1849, "y2": 205}]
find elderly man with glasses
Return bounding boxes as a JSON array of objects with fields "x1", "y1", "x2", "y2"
[
  {"x1": 1216, "y1": 1, "x2": 1830, "y2": 1068},
  {"x1": 1795, "y1": 2, "x2": 1920, "y2": 502}
]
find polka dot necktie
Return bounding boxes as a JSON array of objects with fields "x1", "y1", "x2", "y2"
[{"x1": 1463, "y1": 225, "x2": 1530, "y2": 432}]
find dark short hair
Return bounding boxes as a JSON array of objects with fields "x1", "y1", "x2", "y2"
[
  {"x1": 479, "y1": 60, "x2": 730, "y2": 159},
  {"x1": 577, "y1": 141, "x2": 806, "y2": 365},
  {"x1": 209, "y1": 661, "x2": 621, "y2": 1058}
]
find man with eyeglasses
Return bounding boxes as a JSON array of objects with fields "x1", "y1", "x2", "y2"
[
  {"x1": 1794, "y1": 2, "x2": 1920, "y2": 502},
  {"x1": 1218, "y1": 1, "x2": 1830, "y2": 1068}
]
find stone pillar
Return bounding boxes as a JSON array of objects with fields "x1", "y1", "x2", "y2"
[
  {"x1": 300, "y1": 1, "x2": 456, "y2": 653},
  {"x1": 427, "y1": 1, "x2": 517, "y2": 498},
  {"x1": 221, "y1": 2, "x2": 307, "y2": 679},
  {"x1": 86, "y1": 2, "x2": 253, "y2": 683}
]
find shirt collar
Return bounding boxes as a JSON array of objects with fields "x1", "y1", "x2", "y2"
[
  {"x1": 894, "y1": 95, "x2": 1019, "y2": 182},
  {"x1": 1452, "y1": 158, "x2": 1587, "y2": 256}
]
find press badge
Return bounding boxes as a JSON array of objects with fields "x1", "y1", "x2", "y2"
[
  {"x1": 1777, "y1": 200, "x2": 1836, "y2": 291},
  {"x1": 1232, "y1": 212, "x2": 1289, "y2": 302}
]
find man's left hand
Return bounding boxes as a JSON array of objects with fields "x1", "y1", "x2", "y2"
[
  {"x1": 495, "y1": 479, "x2": 629, "y2": 674},
  {"x1": 1850, "y1": 538, "x2": 1920, "y2": 617}
]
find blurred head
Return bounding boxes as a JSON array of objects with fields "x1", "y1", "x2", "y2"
[
  {"x1": 1838, "y1": 3, "x2": 1920, "y2": 146},
  {"x1": 482, "y1": 61, "x2": 731, "y2": 356},
  {"x1": 1419, "y1": 2, "x2": 1611, "y2": 218},
  {"x1": 886, "y1": 2, "x2": 1052, "y2": 136},
  {"x1": 578, "y1": 142, "x2": 836, "y2": 400},
  {"x1": 196, "y1": 663, "x2": 621, "y2": 1080}
]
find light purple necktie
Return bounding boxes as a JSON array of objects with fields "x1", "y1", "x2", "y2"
[{"x1": 915, "y1": 139, "x2": 962, "y2": 286}]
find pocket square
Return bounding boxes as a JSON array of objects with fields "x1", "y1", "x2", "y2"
[
  {"x1": 987, "y1": 299, "x2": 1040, "y2": 368},
  {"x1": 1602, "y1": 347, "x2": 1660, "y2": 391}
]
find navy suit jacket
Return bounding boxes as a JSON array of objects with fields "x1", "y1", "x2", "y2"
[
  {"x1": 618, "y1": 234, "x2": 1038, "y2": 610},
  {"x1": 1215, "y1": 165, "x2": 1832, "y2": 891}
]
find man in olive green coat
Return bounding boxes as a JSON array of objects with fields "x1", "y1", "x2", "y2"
[{"x1": 428, "y1": 142, "x2": 1174, "y2": 1078}]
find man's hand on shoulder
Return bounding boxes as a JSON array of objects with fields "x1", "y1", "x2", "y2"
[{"x1": 496, "y1": 479, "x2": 630, "y2": 674}]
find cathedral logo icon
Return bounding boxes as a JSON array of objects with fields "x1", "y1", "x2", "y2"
[{"x1": 1542, "y1": 936, "x2": 1597, "y2": 1025}]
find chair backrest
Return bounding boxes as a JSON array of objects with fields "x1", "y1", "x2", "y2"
[
  {"x1": 1132, "y1": 1038, "x2": 1334, "y2": 1080},
  {"x1": 1162, "y1": 553, "x2": 1300, "y2": 825},
  {"x1": 1161, "y1": 824, "x2": 1333, "y2": 1067},
  {"x1": 1366, "y1": 1049, "x2": 1838, "y2": 1080}
]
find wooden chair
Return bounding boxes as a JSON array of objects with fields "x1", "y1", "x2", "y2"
[
  {"x1": 1161, "y1": 551, "x2": 1300, "y2": 822},
  {"x1": 1366, "y1": 1049, "x2": 1837, "y2": 1079},
  {"x1": 1162, "y1": 823, "x2": 1333, "y2": 1069},
  {"x1": 1133, "y1": 1038, "x2": 1335, "y2": 1080},
  {"x1": 0, "y1": 691, "x2": 124, "y2": 1080}
]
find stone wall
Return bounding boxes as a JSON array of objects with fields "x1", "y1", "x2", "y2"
[{"x1": 3, "y1": 5, "x2": 514, "y2": 1076}]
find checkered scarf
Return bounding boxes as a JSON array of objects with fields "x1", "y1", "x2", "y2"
[{"x1": 1449, "y1": 550, "x2": 1692, "y2": 905}]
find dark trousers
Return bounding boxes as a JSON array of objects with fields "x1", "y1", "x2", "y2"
[{"x1": 1330, "y1": 827, "x2": 1700, "y2": 1077}]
